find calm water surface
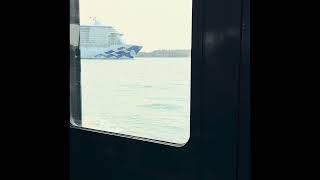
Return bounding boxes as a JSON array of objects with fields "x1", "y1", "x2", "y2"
[{"x1": 81, "y1": 57, "x2": 190, "y2": 144}]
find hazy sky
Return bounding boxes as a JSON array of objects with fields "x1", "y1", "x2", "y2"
[{"x1": 80, "y1": 0, "x2": 192, "y2": 52}]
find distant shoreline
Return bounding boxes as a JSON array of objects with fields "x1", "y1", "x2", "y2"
[{"x1": 136, "y1": 49, "x2": 191, "y2": 57}]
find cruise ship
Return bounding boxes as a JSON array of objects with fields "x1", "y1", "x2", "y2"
[{"x1": 80, "y1": 18, "x2": 143, "y2": 59}]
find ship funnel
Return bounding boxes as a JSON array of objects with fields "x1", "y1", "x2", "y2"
[{"x1": 89, "y1": 17, "x2": 103, "y2": 26}]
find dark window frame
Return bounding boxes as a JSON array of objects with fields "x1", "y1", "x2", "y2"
[
  {"x1": 70, "y1": 0, "x2": 251, "y2": 179},
  {"x1": 70, "y1": 0, "x2": 194, "y2": 147}
]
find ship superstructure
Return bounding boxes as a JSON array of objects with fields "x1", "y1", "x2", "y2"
[{"x1": 80, "y1": 18, "x2": 142, "y2": 59}]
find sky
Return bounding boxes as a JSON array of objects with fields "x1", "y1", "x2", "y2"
[{"x1": 79, "y1": 0, "x2": 192, "y2": 52}]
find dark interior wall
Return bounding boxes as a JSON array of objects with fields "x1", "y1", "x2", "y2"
[
  {"x1": 238, "y1": 0, "x2": 251, "y2": 179},
  {"x1": 69, "y1": 0, "x2": 250, "y2": 179}
]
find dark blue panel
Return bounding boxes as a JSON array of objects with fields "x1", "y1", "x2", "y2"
[
  {"x1": 127, "y1": 45, "x2": 143, "y2": 53},
  {"x1": 105, "y1": 50, "x2": 114, "y2": 54},
  {"x1": 106, "y1": 54, "x2": 114, "y2": 58},
  {"x1": 117, "y1": 51, "x2": 125, "y2": 54}
]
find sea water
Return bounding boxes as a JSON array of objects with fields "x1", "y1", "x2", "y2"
[{"x1": 81, "y1": 57, "x2": 190, "y2": 144}]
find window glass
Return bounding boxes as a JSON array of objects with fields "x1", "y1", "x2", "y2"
[{"x1": 75, "y1": 0, "x2": 192, "y2": 145}]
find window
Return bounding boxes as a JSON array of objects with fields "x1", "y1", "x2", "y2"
[{"x1": 71, "y1": 0, "x2": 192, "y2": 146}]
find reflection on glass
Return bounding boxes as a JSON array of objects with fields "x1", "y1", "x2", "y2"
[{"x1": 78, "y1": 0, "x2": 192, "y2": 145}]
